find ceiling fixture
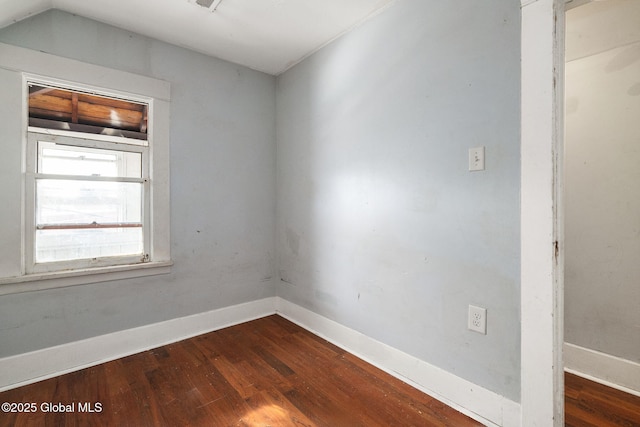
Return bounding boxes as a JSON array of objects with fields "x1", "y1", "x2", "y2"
[{"x1": 191, "y1": 0, "x2": 223, "y2": 12}]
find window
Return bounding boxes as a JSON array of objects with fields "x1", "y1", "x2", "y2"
[
  {"x1": 0, "y1": 43, "x2": 170, "y2": 292},
  {"x1": 25, "y1": 83, "x2": 155, "y2": 274}
]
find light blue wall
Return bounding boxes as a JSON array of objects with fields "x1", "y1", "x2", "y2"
[
  {"x1": 0, "y1": 2, "x2": 523, "y2": 402},
  {"x1": 0, "y1": 10, "x2": 277, "y2": 357},
  {"x1": 276, "y1": 0, "x2": 521, "y2": 400}
]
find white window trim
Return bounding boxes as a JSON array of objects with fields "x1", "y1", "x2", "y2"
[
  {"x1": 0, "y1": 42, "x2": 171, "y2": 295},
  {"x1": 0, "y1": 262, "x2": 173, "y2": 295}
]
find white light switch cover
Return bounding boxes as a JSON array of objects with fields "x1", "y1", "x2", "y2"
[{"x1": 469, "y1": 146, "x2": 485, "y2": 171}]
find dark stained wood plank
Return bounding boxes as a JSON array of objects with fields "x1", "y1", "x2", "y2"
[
  {"x1": 244, "y1": 388, "x2": 315, "y2": 426},
  {"x1": 565, "y1": 371, "x2": 640, "y2": 427},
  {"x1": 284, "y1": 380, "x2": 380, "y2": 427},
  {"x1": 338, "y1": 352, "x2": 468, "y2": 426},
  {"x1": 251, "y1": 345, "x2": 296, "y2": 377},
  {"x1": 0, "y1": 315, "x2": 482, "y2": 427},
  {"x1": 211, "y1": 355, "x2": 260, "y2": 400}
]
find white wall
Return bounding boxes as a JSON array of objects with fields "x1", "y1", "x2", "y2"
[
  {"x1": 276, "y1": 0, "x2": 521, "y2": 401},
  {"x1": 565, "y1": 0, "x2": 640, "y2": 364},
  {"x1": 0, "y1": 10, "x2": 277, "y2": 357}
]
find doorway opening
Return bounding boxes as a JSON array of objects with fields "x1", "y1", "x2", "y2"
[{"x1": 563, "y1": 0, "x2": 640, "y2": 403}]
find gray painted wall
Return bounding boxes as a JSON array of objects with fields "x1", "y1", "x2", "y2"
[
  {"x1": 565, "y1": 0, "x2": 640, "y2": 363},
  {"x1": 0, "y1": 10, "x2": 277, "y2": 357},
  {"x1": 276, "y1": 0, "x2": 521, "y2": 400}
]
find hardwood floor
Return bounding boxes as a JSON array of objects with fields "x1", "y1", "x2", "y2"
[
  {"x1": 565, "y1": 372, "x2": 640, "y2": 427},
  {"x1": 0, "y1": 315, "x2": 481, "y2": 426}
]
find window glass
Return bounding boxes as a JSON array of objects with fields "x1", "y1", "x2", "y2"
[
  {"x1": 36, "y1": 180, "x2": 142, "y2": 225},
  {"x1": 35, "y1": 228, "x2": 143, "y2": 263},
  {"x1": 38, "y1": 142, "x2": 142, "y2": 178},
  {"x1": 35, "y1": 179, "x2": 143, "y2": 263}
]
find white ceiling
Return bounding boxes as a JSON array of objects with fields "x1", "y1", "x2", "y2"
[{"x1": 0, "y1": 0, "x2": 395, "y2": 75}]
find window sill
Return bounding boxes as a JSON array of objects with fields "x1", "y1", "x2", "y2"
[{"x1": 0, "y1": 261, "x2": 173, "y2": 296}]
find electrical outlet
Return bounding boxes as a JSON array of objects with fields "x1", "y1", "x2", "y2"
[{"x1": 468, "y1": 305, "x2": 487, "y2": 334}]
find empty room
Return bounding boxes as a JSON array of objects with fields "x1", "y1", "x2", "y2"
[{"x1": 0, "y1": 0, "x2": 638, "y2": 426}]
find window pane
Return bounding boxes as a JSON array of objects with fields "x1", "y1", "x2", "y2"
[
  {"x1": 39, "y1": 141, "x2": 141, "y2": 178},
  {"x1": 36, "y1": 228, "x2": 143, "y2": 262},
  {"x1": 36, "y1": 179, "x2": 142, "y2": 225}
]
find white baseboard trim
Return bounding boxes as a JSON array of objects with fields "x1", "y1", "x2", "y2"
[
  {"x1": 0, "y1": 297, "x2": 277, "y2": 392},
  {"x1": 1, "y1": 296, "x2": 521, "y2": 426},
  {"x1": 564, "y1": 342, "x2": 640, "y2": 396},
  {"x1": 276, "y1": 297, "x2": 521, "y2": 427}
]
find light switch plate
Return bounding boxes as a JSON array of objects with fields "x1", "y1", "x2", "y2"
[{"x1": 469, "y1": 146, "x2": 485, "y2": 171}]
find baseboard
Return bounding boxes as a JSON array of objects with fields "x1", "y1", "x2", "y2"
[
  {"x1": 0, "y1": 297, "x2": 277, "y2": 392},
  {"x1": 275, "y1": 297, "x2": 521, "y2": 427},
  {"x1": 1, "y1": 295, "x2": 522, "y2": 426},
  {"x1": 564, "y1": 342, "x2": 640, "y2": 396}
]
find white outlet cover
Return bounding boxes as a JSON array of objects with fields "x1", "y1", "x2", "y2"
[{"x1": 468, "y1": 304, "x2": 487, "y2": 334}]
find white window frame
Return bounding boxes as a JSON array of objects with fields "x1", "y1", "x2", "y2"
[
  {"x1": 25, "y1": 129, "x2": 151, "y2": 273},
  {"x1": 0, "y1": 42, "x2": 171, "y2": 295}
]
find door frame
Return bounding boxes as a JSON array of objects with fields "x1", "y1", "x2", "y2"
[{"x1": 520, "y1": 0, "x2": 565, "y2": 425}]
